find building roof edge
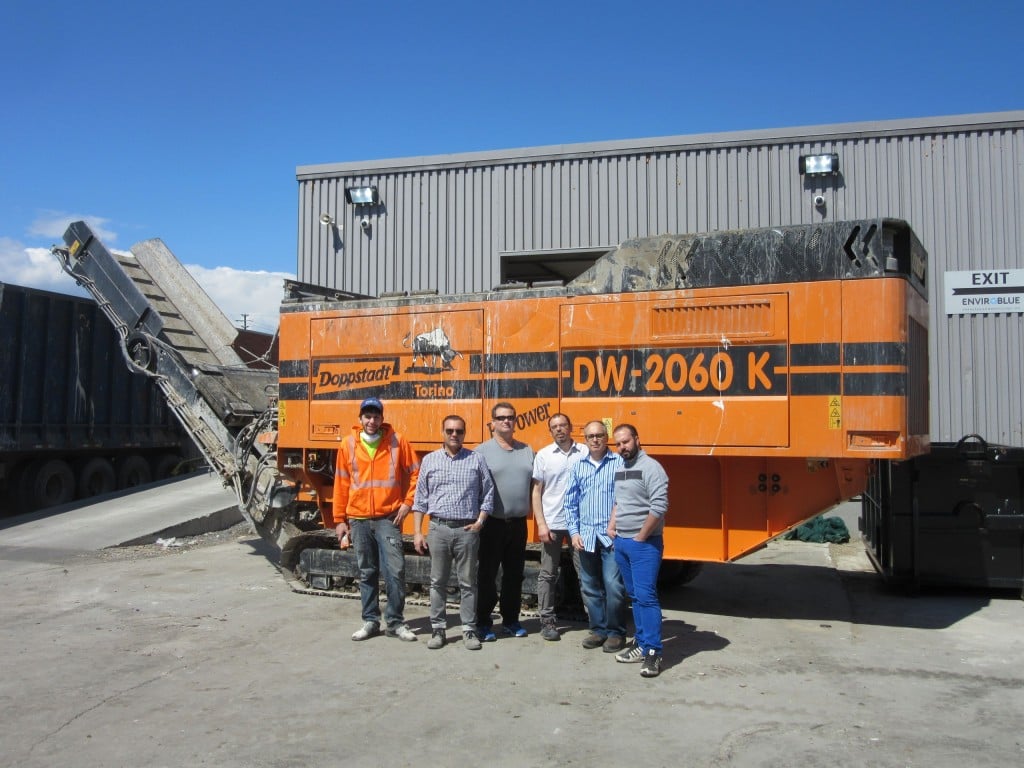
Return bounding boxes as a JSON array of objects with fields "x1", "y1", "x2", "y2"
[{"x1": 296, "y1": 111, "x2": 1024, "y2": 180}]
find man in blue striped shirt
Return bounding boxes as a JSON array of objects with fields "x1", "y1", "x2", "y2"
[{"x1": 563, "y1": 420, "x2": 627, "y2": 653}]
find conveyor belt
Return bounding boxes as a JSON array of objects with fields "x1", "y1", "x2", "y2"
[{"x1": 54, "y1": 221, "x2": 277, "y2": 486}]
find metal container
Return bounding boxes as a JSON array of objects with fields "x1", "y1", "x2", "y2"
[{"x1": 863, "y1": 435, "x2": 1024, "y2": 592}]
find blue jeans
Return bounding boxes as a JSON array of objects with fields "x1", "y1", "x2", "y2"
[
  {"x1": 614, "y1": 534, "x2": 663, "y2": 654},
  {"x1": 426, "y1": 520, "x2": 480, "y2": 630},
  {"x1": 350, "y1": 516, "x2": 406, "y2": 629},
  {"x1": 577, "y1": 540, "x2": 627, "y2": 638}
]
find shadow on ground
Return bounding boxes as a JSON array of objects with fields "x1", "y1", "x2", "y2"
[
  {"x1": 660, "y1": 560, "x2": 1006, "y2": 631},
  {"x1": 240, "y1": 534, "x2": 1011, "y2": 635}
]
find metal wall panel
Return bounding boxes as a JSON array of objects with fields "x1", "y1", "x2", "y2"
[{"x1": 296, "y1": 113, "x2": 1024, "y2": 446}]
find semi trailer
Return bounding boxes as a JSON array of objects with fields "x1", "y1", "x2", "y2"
[{"x1": 0, "y1": 282, "x2": 191, "y2": 514}]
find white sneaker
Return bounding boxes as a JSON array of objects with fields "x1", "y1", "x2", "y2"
[
  {"x1": 386, "y1": 624, "x2": 417, "y2": 642},
  {"x1": 427, "y1": 629, "x2": 447, "y2": 649},
  {"x1": 351, "y1": 621, "x2": 380, "y2": 641},
  {"x1": 615, "y1": 640, "x2": 644, "y2": 663}
]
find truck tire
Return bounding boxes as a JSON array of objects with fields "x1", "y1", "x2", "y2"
[
  {"x1": 658, "y1": 559, "x2": 704, "y2": 589},
  {"x1": 4, "y1": 462, "x2": 31, "y2": 515},
  {"x1": 23, "y1": 459, "x2": 75, "y2": 510},
  {"x1": 76, "y1": 457, "x2": 117, "y2": 499},
  {"x1": 116, "y1": 455, "x2": 152, "y2": 489},
  {"x1": 152, "y1": 453, "x2": 183, "y2": 480},
  {"x1": 4, "y1": 462, "x2": 24, "y2": 513}
]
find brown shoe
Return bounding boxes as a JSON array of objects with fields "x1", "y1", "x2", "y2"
[
  {"x1": 603, "y1": 635, "x2": 626, "y2": 653},
  {"x1": 581, "y1": 632, "x2": 606, "y2": 649}
]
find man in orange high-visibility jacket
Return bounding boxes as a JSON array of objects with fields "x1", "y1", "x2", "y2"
[{"x1": 333, "y1": 397, "x2": 421, "y2": 643}]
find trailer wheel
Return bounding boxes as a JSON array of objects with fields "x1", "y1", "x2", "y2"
[
  {"x1": 117, "y1": 455, "x2": 152, "y2": 489},
  {"x1": 23, "y1": 459, "x2": 75, "y2": 510},
  {"x1": 152, "y1": 453, "x2": 183, "y2": 480},
  {"x1": 4, "y1": 462, "x2": 26, "y2": 514},
  {"x1": 658, "y1": 560, "x2": 704, "y2": 589},
  {"x1": 76, "y1": 457, "x2": 117, "y2": 499},
  {"x1": 3, "y1": 462, "x2": 31, "y2": 515}
]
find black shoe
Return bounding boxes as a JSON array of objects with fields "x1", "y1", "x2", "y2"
[
  {"x1": 640, "y1": 648, "x2": 663, "y2": 678},
  {"x1": 581, "y1": 632, "x2": 606, "y2": 649},
  {"x1": 603, "y1": 635, "x2": 626, "y2": 653}
]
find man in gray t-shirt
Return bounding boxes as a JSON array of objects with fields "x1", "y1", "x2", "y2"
[{"x1": 474, "y1": 401, "x2": 535, "y2": 639}]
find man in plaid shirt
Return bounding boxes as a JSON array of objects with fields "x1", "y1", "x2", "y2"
[{"x1": 412, "y1": 414, "x2": 494, "y2": 651}]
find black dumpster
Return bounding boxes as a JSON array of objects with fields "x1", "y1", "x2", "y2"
[{"x1": 862, "y1": 435, "x2": 1024, "y2": 593}]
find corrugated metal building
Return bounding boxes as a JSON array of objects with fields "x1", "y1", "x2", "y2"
[{"x1": 296, "y1": 111, "x2": 1024, "y2": 447}]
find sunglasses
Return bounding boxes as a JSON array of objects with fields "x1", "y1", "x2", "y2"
[
  {"x1": 492, "y1": 415, "x2": 516, "y2": 422},
  {"x1": 444, "y1": 428, "x2": 466, "y2": 435}
]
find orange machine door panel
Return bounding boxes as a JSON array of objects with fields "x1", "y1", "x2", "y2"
[
  {"x1": 559, "y1": 293, "x2": 790, "y2": 448},
  {"x1": 306, "y1": 309, "x2": 485, "y2": 445}
]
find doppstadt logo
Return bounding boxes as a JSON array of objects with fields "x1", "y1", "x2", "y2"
[{"x1": 314, "y1": 360, "x2": 397, "y2": 395}]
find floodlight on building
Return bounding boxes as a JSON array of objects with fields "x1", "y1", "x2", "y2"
[
  {"x1": 798, "y1": 153, "x2": 840, "y2": 175},
  {"x1": 344, "y1": 185, "x2": 380, "y2": 205}
]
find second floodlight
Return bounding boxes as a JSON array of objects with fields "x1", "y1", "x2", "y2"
[{"x1": 345, "y1": 186, "x2": 380, "y2": 205}]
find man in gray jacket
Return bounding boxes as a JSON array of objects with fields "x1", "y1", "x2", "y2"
[{"x1": 608, "y1": 423, "x2": 670, "y2": 678}]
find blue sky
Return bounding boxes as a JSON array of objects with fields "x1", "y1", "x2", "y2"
[{"x1": 1, "y1": 0, "x2": 1020, "y2": 332}]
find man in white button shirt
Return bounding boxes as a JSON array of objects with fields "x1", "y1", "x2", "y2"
[{"x1": 530, "y1": 413, "x2": 586, "y2": 641}]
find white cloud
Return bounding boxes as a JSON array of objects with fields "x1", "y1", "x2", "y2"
[
  {"x1": 28, "y1": 212, "x2": 117, "y2": 243},
  {"x1": 1, "y1": 233, "x2": 292, "y2": 336},
  {"x1": 0, "y1": 210, "x2": 118, "y2": 295},
  {"x1": 0, "y1": 237, "x2": 86, "y2": 296},
  {"x1": 184, "y1": 264, "x2": 293, "y2": 334}
]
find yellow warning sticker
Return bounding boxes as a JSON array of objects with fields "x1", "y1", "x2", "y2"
[
  {"x1": 828, "y1": 396, "x2": 841, "y2": 430},
  {"x1": 279, "y1": 400, "x2": 287, "y2": 427}
]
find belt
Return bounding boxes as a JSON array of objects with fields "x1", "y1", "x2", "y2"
[
  {"x1": 349, "y1": 512, "x2": 399, "y2": 523},
  {"x1": 431, "y1": 518, "x2": 476, "y2": 528}
]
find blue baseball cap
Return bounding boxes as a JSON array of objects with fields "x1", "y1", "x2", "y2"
[{"x1": 359, "y1": 396, "x2": 384, "y2": 414}]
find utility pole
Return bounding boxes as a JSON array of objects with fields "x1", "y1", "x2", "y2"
[{"x1": 239, "y1": 313, "x2": 250, "y2": 330}]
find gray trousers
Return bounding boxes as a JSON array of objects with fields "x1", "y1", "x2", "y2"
[
  {"x1": 537, "y1": 529, "x2": 573, "y2": 622},
  {"x1": 426, "y1": 521, "x2": 480, "y2": 631}
]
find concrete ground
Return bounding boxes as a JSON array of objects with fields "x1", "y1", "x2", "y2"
[{"x1": 1, "y1": 487, "x2": 1022, "y2": 768}]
